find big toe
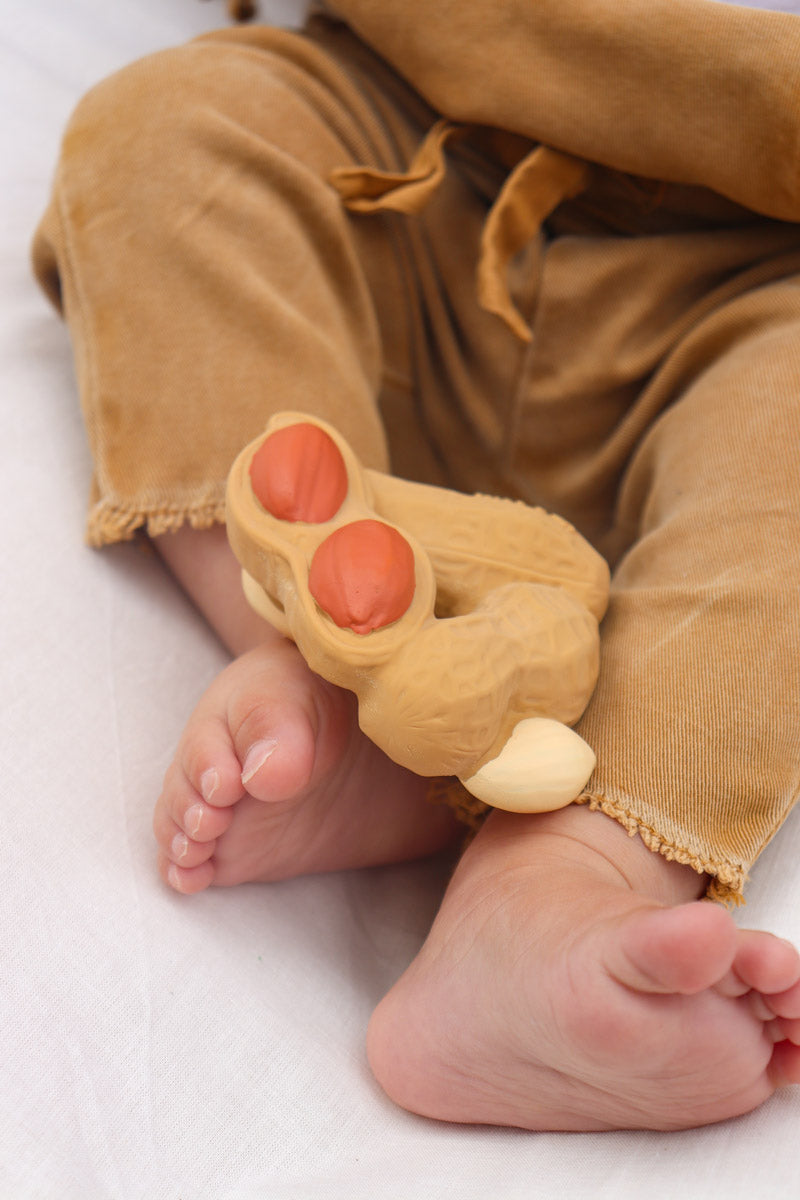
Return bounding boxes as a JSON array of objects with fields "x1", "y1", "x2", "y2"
[
  {"x1": 231, "y1": 707, "x2": 317, "y2": 803},
  {"x1": 228, "y1": 661, "x2": 358, "y2": 803},
  {"x1": 605, "y1": 901, "x2": 738, "y2": 996}
]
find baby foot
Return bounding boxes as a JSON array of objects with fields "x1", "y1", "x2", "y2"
[
  {"x1": 367, "y1": 806, "x2": 800, "y2": 1131},
  {"x1": 153, "y1": 635, "x2": 459, "y2": 894}
]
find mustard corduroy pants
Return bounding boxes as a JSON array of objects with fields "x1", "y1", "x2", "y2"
[{"x1": 33, "y1": 1, "x2": 800, "y2": 902}]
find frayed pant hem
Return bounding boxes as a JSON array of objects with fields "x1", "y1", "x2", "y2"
[
  {"x1": 86, "y1": 496, "x2": 227, "y2": 547},
  {"x1": 576, "y1": 791, "x2": 747, "y2": 907}
]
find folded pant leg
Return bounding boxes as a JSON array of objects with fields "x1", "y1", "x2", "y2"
[
  {"x1": 574, "y1": 277, "x2": 800, "y2": 903},
  {"x1": 329, "y1": 0, "x2": 800, "y2": 222}
]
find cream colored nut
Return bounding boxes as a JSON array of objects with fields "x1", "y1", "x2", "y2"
[{"x1": 460, "y1": 717, "x2": 596, "y2": 813}]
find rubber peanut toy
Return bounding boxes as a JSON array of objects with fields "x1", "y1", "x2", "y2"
[{"x1": 225, "y1": 412, "x2": 610, "y2": 813}]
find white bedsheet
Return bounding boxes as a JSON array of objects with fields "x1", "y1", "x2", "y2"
[{"x1": 4, "y1": 2, "x2": 800, "y2": 1197}]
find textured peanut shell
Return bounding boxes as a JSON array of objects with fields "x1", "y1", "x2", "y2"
[{"x1": 226, "y1": 412, "x2": 609, "y2": 807}]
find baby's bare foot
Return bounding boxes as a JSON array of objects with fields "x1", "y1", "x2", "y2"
[
  {"x1": 367, "y1": 806, "x2": 800, "y2": 1131},
  {"x1": 153, "y1": 637, "x2": 459, "y2": 893}
]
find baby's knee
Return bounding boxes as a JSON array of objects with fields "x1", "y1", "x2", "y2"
[
  {"x1": 59, "y1": 42, "x2": 249, "y2": 208},
  {"x1": 58, "y1": 32, "x2": 355, "y2": 217}
]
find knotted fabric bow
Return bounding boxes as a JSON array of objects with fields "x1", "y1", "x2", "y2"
[{"x1": 330, "y1": 119, "x2": 590, "y2": 342}]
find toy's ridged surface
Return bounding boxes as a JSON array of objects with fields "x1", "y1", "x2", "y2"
[
  {"x1": 357, "y1": 582, "x2": 599, "y2": 777},
  {"x1": 366, "y1": 471, "x2": 609, "y2": 623}
]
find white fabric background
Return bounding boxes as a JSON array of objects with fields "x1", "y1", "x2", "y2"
[{"x1": 3, "y1": 1, "x2": 800, "y2": 1197}]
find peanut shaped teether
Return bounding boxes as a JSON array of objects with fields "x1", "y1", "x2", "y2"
[{"x1": 225, "y1": 412, "x2": 610, "y2": 813}]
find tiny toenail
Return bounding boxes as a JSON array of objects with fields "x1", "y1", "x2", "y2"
[
  {"x1": 200, "y1": 768, "x2": 219, "y2": 803},
  {"x1": 171, "y1": 832, "x2": 190, "y2": 862},
  {"x1": 241, "y1": 738, "x2": 278, "y2": 784},
  {"x1": 167, "y1": 864, "x2": 183, "y2": 892},
  {"x1": 185, "y1": 803, "x2": 205, "y2": 838}
]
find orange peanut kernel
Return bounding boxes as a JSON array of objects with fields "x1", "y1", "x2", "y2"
[
  {"x1": 249, "y1": 422, "x2": 348, "y2": 524},
  {"x1": 308, "y1": 519, "x2": 416, "y2": 634}
]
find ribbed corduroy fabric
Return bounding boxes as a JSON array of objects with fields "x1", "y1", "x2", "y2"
[{"x1": 32, "y1": 2, "x2": 800, "y2": 901}]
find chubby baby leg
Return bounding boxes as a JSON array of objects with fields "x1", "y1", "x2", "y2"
[{"x1": 152, "y1": 526, "x2": 459, "y2": 893}]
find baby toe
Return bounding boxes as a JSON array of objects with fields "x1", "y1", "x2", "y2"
[
  {"x1": 159, "y1": 855, "x2": 217, "y2": 896},
  {"x1": 769, "y1": 1039, "x2": 800, "y2": 1087},
  {"x1": 745, "y1": 991, "x2": 776, "y2": 1023},
  {"x1": 764, "y1": 976, "x2": 800, "y2": 1022},
  {"x1": 769, "y1": 1016, "x2": 800, "y2": 1045},
  {"x1": 730, "y1": 930, "x2": 800, "y2": 998},
  {"x1": 166, "y1": 825, "x2": 216, "y2": 870},
  {"x1": 178, "y1": 717, "x2": 247, "y2": 810},
  {"x1": 155, "y1": 767, "x2": 235, "y2": 846},
  {"x1": 177, "y1": 798, "x2": 231, "y2": 842}
]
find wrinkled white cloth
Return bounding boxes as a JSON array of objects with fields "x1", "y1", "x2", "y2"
[{"x1": 3, "y1": 2, "x2": 800, "y2": 1197}]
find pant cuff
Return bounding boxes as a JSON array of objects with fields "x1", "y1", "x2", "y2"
[{"x1": 576, "y1": 791, "x2": 747, "y2": 907}]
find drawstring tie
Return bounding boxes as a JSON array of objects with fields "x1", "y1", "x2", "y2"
[{"x1": 330, "y1": 119, "x2": 590, "y2": 342}]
